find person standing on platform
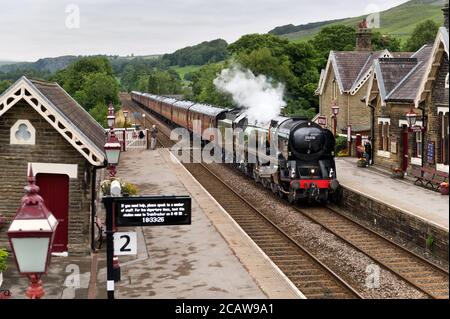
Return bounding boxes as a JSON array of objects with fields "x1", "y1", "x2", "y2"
[
  {"x1": 150, "y1": 125, "x2": 158, "y2": 150},
  {"x1": 364, "y1": 137, "x2": 372, "y2": 165}
]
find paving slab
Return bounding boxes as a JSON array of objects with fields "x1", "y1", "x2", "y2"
[
  {"x1": 102, "y1": 148, "x2": 303, "y2": 299},
  {"x1": 336, "y1": 157, "x2": 449, "y2": 230}
]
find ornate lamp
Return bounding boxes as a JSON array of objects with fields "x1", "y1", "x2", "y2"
[
  {"x1": 7, "y1": 166, "x2": 58, "y2": 299},
  {"x1": 331, "y1": 100, "x2": 340, "y2": 117},
  {"x1": 406, "y1": 108, "x2": 417, "y2": 128},
  {"x1": 123, "y1": 109, "x2": 129, "y2": 127},
  {"x1": 107, "y1": 103, "x2": 116, "y2": 128},
  {"x1": 105, "y1": 131, "x2": 121, "y2": 177},
  {"x1": 331, "y1": 100, "x2": 340, "y2": 136}
]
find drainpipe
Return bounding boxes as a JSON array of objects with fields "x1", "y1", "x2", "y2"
[
  {"x1": 368, "y1": 102, "x2": 376, "y2": 165},
  {"x1": 91, "y1": 161, "x2": 108, "y2": 251}
]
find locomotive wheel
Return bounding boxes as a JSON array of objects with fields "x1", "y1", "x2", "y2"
[
  {"x1": 287, "y1": 191, "x2": 297, "y2": 204},
  {"x1": 270, "y1": 183, "x2": 278, "y2": 194},
  {"x1": 253, "y1": 171, "x2": 260, "y2": 183},
  {"x1": 261, "y1": 178, "x2": 269, "y2": 188}
]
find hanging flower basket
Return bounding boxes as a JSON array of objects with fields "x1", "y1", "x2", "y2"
[
  {"x1": 391, "y1": 167, "x2": 404, "y2": 179},
  {"x1": 0, "y1": 249, "x2": 8, "y2": 288},
  {"x1": 357, "y1": 158, "x2": 367, "y2": 168},
  {"x1": 440, "y1": 182, "x2": 449, "y2": 195}
]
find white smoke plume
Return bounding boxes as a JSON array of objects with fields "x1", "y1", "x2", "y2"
[{"x1": 213, "y1": 65, "x2": 286, "y2": 126}]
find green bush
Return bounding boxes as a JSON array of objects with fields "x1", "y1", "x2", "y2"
[
  {"x1": 335, "y1": 135, "x2": 347, "y2": 153},
  {"x1": 0, "y1": 249, "x2": 8, "y2": 272}
]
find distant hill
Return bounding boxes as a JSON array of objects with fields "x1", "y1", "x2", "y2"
[
  {"x1": 162, "y1": 39, "x2": 229, "y2": 67},
  {"x1": 268, "y1": 0, "x2": 445, "y2": 42},
  {"x1": 0, "y1": 55, "x2": 79, "y2": 73},
  {"x1": 0, "y1": 60, "x2": 22, "y2": 67},
  {"x1": 0, "y1": 54, "x2": 163, "y2": 75}
]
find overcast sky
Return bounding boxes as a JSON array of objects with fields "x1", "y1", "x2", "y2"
[{"x1": 0, "y1": 0, "x2": 409, "y2": 62}]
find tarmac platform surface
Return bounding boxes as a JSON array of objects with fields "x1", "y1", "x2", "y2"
[
  {"x1": 335, "y1": 157, "x2": 449, "y2": 231},
  {"x1": 106, "y1": 148, "x2": 304, "y2": 299}
]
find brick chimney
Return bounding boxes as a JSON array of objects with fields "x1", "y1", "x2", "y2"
[
  {"x1": 443, "y1": 0, "x2": 449, "y2": 31},
  {"x1": 356, "y1": 19, "x2": 372, "y2": 51}
]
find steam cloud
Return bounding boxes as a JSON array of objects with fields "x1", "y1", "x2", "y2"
[{"x1": 213, "y1": 65, "x2": 286, "y2": 126}]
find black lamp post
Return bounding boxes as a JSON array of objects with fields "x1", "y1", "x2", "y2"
[
  {"x1": 123, "y1": 109, "x2": 129, "y2": 128},
  {"x1": 331, "y1": 100, "x2": 340, "y2": 137},
  {"x1": 7, "y1": 166, "x2": 58, "y2": 299},
  {"x1": 105, "y1": 104, "x2": 121, "y2": 177}
]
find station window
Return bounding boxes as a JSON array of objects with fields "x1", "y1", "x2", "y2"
[
  {"x1": 415, "y1": 131, "x2": 422, "y2": 158},
  {"x1": 378, "y1": 121, "x2": 390, "y2": 151}
]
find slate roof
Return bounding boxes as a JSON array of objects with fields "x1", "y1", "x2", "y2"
[
  {"x1": 386, "y1": 45, "x2": 433, "y2": 102},
  {"x1": 29, "y1": 78, "x2": 106, "y2": 153},
  {"x1": 332, "y1": 51, "x2": 373, "y2": 91}
]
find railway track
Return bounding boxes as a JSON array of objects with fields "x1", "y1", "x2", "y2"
[
  {"x1": 293, "y1": 206, "x2": 449, "y2": 299},
  {"x1": 162, "y1": 141, "x2": 364, "y2": 299},
  {"x1": 122, "y1": 94, "x2": 449, "y2": 299}
]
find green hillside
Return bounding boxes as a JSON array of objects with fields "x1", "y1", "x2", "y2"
[{"x1": 269, "y1": 0, "x2": 445, "y2": 43}]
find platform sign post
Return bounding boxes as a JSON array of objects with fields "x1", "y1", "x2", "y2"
[{"x1": 102, "y1": 195, "x2": 191, "y2": 299}]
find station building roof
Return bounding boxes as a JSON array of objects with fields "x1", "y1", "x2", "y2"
[{"x1": 0, "y1": 76, "x2": 106, "y2": 166}]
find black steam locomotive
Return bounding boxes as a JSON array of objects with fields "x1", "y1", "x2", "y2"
[{"x1": 131, "y1": 91, "x2": 339, "y2": 203}]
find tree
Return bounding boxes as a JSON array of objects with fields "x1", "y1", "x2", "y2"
[
  {"x1": 0, "y1": 80, "x2": 12, "y2": 95},
  {"x1": 188, "y1": 63, "x2": 233, "y2": 107},
  {"x1": 404, "y1": 19, "x2": 439, "y2": 52},
  {"x1": 371, "y1": 31, "x2": 402, "y2": 52},
  {"x1": 310, "y1": 25, "x2": 356, "y2": 62},
  {"x1": 89, "y1": 102, "x2": 109, "y2": 127},
  {"x1": 51, "y1": 57, "x2": 120, "y2": 116},
  {"x1": 74, "y1": 72, "x2": 120, "y2": 111},
  {"x1": 54, "y1": 56, "x2": 114, "y2": 94},
  {"x1": 228, "y1": 34, "x2": 289, "y2": 56}
]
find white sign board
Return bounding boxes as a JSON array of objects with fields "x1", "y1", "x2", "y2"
[{"x1": 114, "y1": 232, "x2": 137, "y2": 256}]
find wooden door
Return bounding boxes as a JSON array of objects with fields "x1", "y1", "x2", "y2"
[{"x1": 36, "y1": 173, "x2": 69, "y2": 252}]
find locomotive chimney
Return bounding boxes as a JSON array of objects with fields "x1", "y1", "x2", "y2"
[{"x1": 356, "y1": 19, "x2": 372, "y2": 51}]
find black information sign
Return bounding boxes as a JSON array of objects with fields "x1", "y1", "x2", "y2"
[
  {"x1": 427, "y1": 141, "x2": 435, "y2": 164},
  {"x1": 114, "y1": 196, "x2": 191, "y2": 227}
]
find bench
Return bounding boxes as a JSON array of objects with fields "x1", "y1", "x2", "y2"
[{"x1": 411, "y1": 167, "x2": 448, "y2": 191}]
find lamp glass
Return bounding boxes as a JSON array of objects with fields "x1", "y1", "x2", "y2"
[
  {"x1": 106, "y1": 148, "x2": 121, "y2": 165},
  {"x1": 407, "y1": 114, "x2": 417, "y2": 127},
  {"x1": 107, "y1": 116, "x2": 115, "y2": 128},
  {"x1": 11, "y1": 237, "x2": 49, "y2": 273},
  {"x1": 332, "y1": 106, "x2": 339, "y2": 116}
]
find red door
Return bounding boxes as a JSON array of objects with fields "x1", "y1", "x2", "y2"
[
  {"x1": 402, "y1": 129, "x2": 409, "y2": 172},
  {"x1": 36, "y1": 173, "x2": 69, "y2": 252}
]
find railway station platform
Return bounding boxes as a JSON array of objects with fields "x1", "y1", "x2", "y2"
[
  {"x1": 98, "y1": 148, "x2": 304, "y2": 299},
  {"x1": 334, "y1": 157, "x2": 449, "y2": 261},
  {"x1": 335, "y1": 157, "x2": 449, "y2": 230}
]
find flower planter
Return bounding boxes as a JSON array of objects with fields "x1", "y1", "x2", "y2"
[
  {"x1": 392, "y1": 171, "x2": 404, "y2": 179},
  {"x1": 440, "y1": 186, "x2": 449, "y2": 195},
  {"x1": 357, "y1": 159, "x2": 367, "y2": 168}
]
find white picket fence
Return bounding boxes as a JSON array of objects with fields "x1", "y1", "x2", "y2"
[{"x1": 106, "y1": 128, "x2": 148, "y2": 150}]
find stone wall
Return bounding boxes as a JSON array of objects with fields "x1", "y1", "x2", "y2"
[
  {"x1": 0, "y1": 100, "x2": 93, "y2": 255},
  {"x1": 334, "y1": 185, "x2": 449, "y2": 261},
  {"x1": 424, "y1": 53, "x2": 449, "y2": 169},
  {"x1": 319, "y1": 66, "x2": 371, "y2": 136}
]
